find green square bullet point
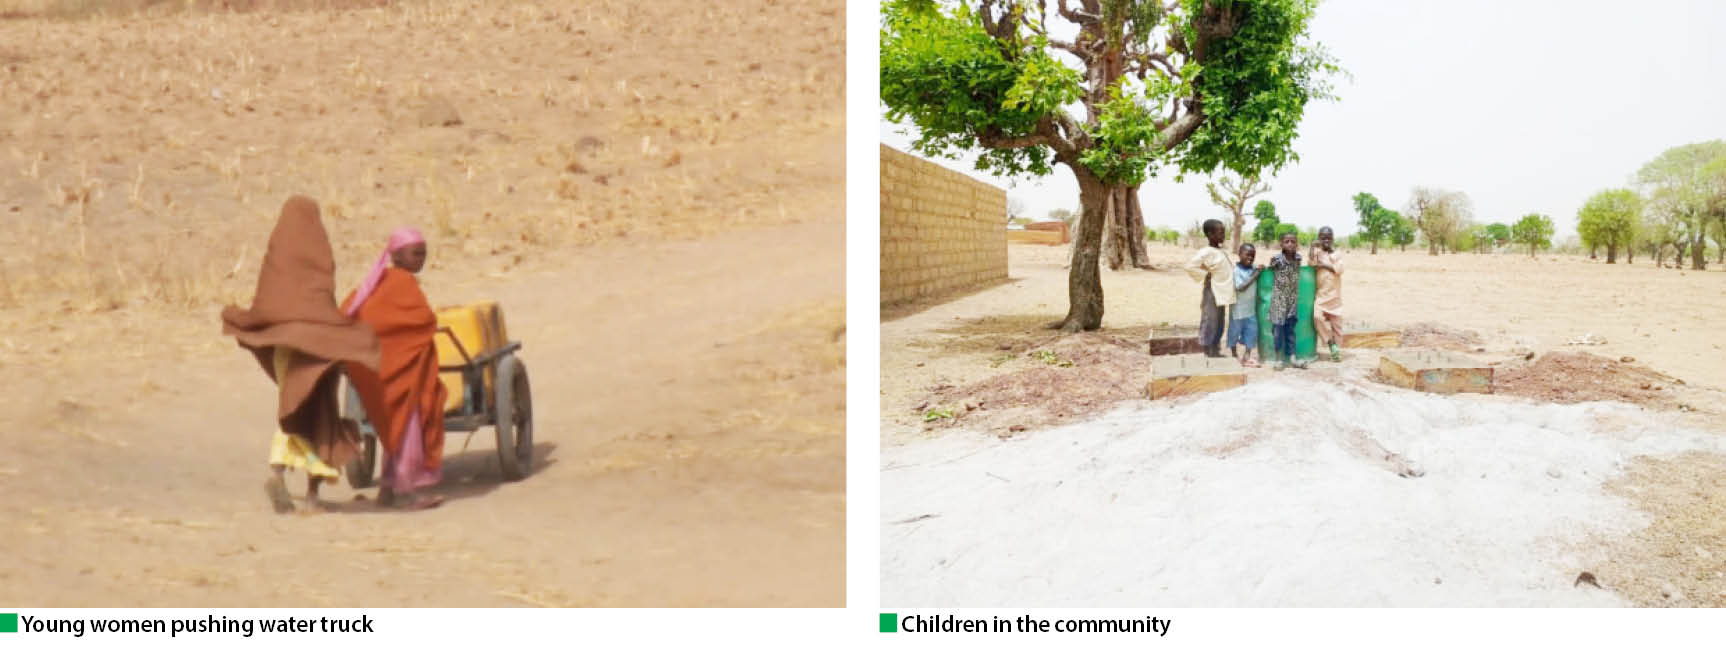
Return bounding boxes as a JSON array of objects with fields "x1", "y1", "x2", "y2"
[
  {"x1": 879, "y1": 613, "x2": 898, "y2": 633},
  {"x1": 1, "y1": 613, "x2": 17, "y2": 633}
]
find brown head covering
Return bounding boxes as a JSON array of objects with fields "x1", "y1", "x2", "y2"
[{"x1": 222, "y1": 196, "x2": 381, "y2": 467}]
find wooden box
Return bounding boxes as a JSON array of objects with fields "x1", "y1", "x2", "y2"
[
  {"x1": 1342, "y1": 328, "x2": 1401, "y2": 349},
  {"x1": 1378, "y1": 350, "x2": 1493, "y2": 394},
  {"x1": 1148, "y1": 355, "x2": 1246, "y2": 400}
]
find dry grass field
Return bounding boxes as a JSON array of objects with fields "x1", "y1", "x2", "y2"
[
  {"x1": 1, "y1": 0, "x2": 840, "y2": 315},
  {"x1": 1, "y1": 0, "x2": 844, "y2": 606}
]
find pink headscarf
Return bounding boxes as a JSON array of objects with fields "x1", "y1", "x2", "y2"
[{"x1": 344, "y1": 226, "x2": 426, "y2": 317}]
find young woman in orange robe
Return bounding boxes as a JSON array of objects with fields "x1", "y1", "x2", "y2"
[{"x1": 343, "y1": 227, "x2": 448, "y2": 510}]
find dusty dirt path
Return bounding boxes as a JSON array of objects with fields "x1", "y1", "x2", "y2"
[{"x1": 1, "y1": 218, "x2": 844, "y2": 607}]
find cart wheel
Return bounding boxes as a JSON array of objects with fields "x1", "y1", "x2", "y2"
[
  {"x1": 495, "y1": 355, "x2": 533, "y2": 481},
  {"x1": 341, "y1": 377, "x2": 378, "y2": 489}
]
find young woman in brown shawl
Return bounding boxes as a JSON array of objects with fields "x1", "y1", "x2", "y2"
[
  {"x1": 342, "y1": 227, "x2": 448, "y2": 510},
  {"x1": 221, "y1": 196, "x2": 380, "y2": 513}
]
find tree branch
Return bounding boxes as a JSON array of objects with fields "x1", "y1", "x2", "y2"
[
  {"x1": 1145, "y1": 52, "x2": 1180, "y2": 77},
  {"x1": 977, "y1": 130, "x2": 1050, "y2": 151},
  {"x1": 1051, "y1": 112, "x2": 1085, "y2": 155},
  {"x1": 1188, "y1": 1, "x2": 1244, "y2": 62},
  {"x1": 978, "y1": 0, "x2": 1016, "y2": 43},
  {"x1": 1027, "y1": 0, "x2": 1091, "y2": 60},
  {"x1": 1049, "y1": 37, "x2": 1089, "y2": 59},
  {"x1": 1056, "y1": 0, "x2": 1093, "y2": 25},
  {"x1": 1158, "y1": 105, "x2": 1205, "y2": 149},
  {"x1": 976, "y1": 114, "x2": 1081, "y2": 162}
]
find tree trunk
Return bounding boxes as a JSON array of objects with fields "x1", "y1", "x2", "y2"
[
  {"x1": 1693, "y1": 232, "x2": 1708, "y2": 270},
  {"x1": 1102, "y1": 187, "x2": 1125, "y2": 271},
  {"x1": 1369, "y1": 239, "x2": 1378, "y2": 255},
  {"x1": 1050, "y1": 168, "x2": 1108, "y2": 332},
  {"x1": 1589, "y1": 245, "x2": 1598, "y2": 259},
  {"x1": 1229, "y1": 207, "x2": 1245, "y2": 254},
  {"x1": 1626, "y1": 245, "x2": 1634, "y2": 264},
  {"x1": 1102, "y1": 186, "x2": 1153, "y2": 270},
  {"x1": 1124, "y1": 186, "x2": 1152, "y2": 269},
  {"x1": 1606, "y1": 243, "x2": 1617, "y2": 264}
]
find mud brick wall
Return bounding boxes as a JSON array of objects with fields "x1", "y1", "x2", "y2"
[{"x1": 880, "y1": 145, "x2": 1008, "y2": 307}]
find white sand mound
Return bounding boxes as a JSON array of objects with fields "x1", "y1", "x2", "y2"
[{"x1": 881, "y1": 375, "x2": 1724, "y2": 607}]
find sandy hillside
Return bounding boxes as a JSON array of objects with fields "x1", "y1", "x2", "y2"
[
  {"x1": 881, "y1": 242, "x2": 1726, "y2": 607},
  {"x1": 0, "y1": 0, "x2": 844, "y2": 606}
]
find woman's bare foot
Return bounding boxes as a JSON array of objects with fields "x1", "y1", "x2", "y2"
[
  {"x1": 302, "y1": 478, "x2": 328, "y2": 513},
  {"x1": 265, "y1": 476, "x2": 294, "y2": 514},
  {"x1": 300, "y1": 487, "x2": 340, "y2": 514},
  {"x1": 377, "y1": 487, "x2": 442, "y2": 510},
  {"x1": 402, "y1": 494, "x2": 444, "y2": 511}
]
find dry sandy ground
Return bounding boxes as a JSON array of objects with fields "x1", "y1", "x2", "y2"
[
  {"x1": 1, "y1": 0, "x2": 842, "y2": 305},
  {"x1": 1, "y1": 0, "x2": 844, "y2": 607},
  {"x1": 884, "y1": 242, "x2": 1726, "y2": 441},
  {"x1": 881, "y1": 242, "x2": 1726, "y2": 607},
  {"x1": 883, "y1": 375, "x2": 1721, "y2": 607}
]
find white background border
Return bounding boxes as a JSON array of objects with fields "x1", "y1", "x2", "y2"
[{"x1": 845, "y1": 0, "x2": 885, "y2": 618}]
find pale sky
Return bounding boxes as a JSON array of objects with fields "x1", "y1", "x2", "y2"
[{"x1": 878, "y1": 0, "x2": 1726, "y2": 240}]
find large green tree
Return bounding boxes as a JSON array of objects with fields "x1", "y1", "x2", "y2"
[
  {"x1": 1511, "y1": 213, "x2": 1554, "y2": 257},
  {"x1": 881, "y1": 0, "x2": 1337, "y2": 331},
  {"x1": 1575, "y1": 188, "x2": 1642, "y2": 264},
  {"x1": 1636, "y1": 140, "x2": 1726, "y2": 271},
  {"x1": 1389, "y1": 212, "x2": 1415, "y2": 251},
  {"x1": 1351, "y1": 192, "x2": 1394, "y2": 254},
  {"x1": 1483, "y1": 222, "x2": 1510, "y2": 248},
  {"x1": 1250, "y1": 199, "x2": 1281, "y2": 245}
]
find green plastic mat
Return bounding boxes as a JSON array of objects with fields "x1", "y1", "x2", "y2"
[{"x1": 1255, "y1": 265, "x2": 1316, "y2": 362}]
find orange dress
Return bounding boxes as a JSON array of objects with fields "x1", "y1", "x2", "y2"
[{"x1": 343, "y1": 267, "x2": 447, "y2": 483}]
